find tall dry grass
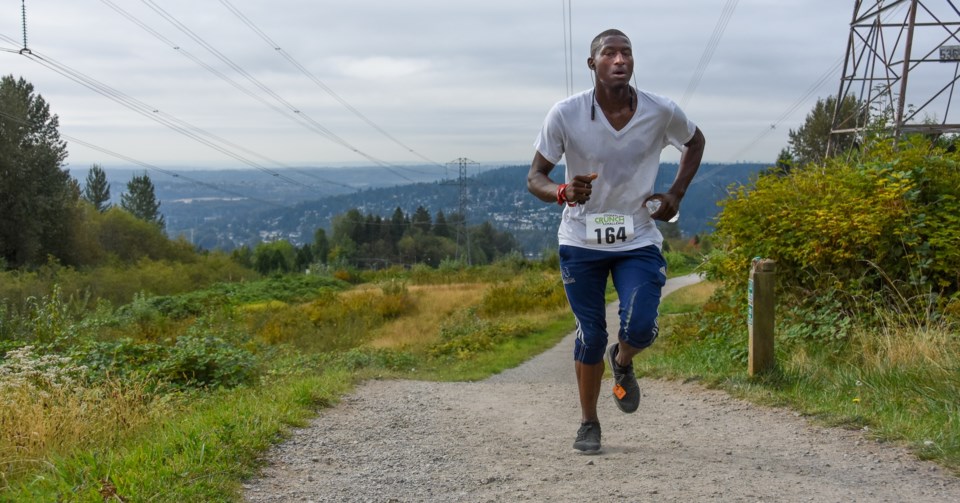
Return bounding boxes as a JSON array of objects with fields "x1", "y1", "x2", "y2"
[
  {"x1": 369, "y1": 283, "x2": 487, "y2": 350},
  {"x1": 0, "y1": 347, "x2": 166, "y2": 488}
]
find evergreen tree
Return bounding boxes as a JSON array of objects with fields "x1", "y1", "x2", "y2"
[
  {"x1": 83, "y1": 163, "x2": 111, "y2": 212},
  {"x1": 434, "y1": 210, "x2": 451, "y2": 238},
  {"x1": 313, "y1": 228, "x2": 330, "y2": 264},
  {"x1": 0, "y1": 75, "x2": 72, "y2": 268},
  {"x1": 787, "y1": 95, "x2": 865, "y2": 166},
  {"x1": 411, "y1": 206, "x2": 432, "y2": 233},
  {"x1": 389, "y1": 207, "x2": 407, "y2": 243},
  {"x1": 121, "y1": 172, "x2": 165, "y2": 230}
]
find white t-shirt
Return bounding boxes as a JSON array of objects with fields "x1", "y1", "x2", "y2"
[{"x1": 534, "y1": 88, "x2": 697, "y2": 251}]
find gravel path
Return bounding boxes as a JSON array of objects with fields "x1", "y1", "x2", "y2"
[{"x1": 244, "y1": 274, "x2": 960, "y2": 502}]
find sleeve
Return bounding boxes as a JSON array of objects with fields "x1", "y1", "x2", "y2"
[
  {"x1": 533, "y1": 103, "x2": 566, "y2": 165},
  {"x1": 661, "y1": 101, "x2": 697, "y2": 151}
]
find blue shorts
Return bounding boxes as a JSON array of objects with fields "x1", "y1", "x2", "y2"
[{"x1": 559, "y1": 244, "x2": 667, "y2": 364}]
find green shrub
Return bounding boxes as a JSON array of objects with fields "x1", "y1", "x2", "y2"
[
  {"x1": 663, "y1": 250, "x2": 699, "y2": 275},
  {"x1": 478, "y1": 272, "x2": 567, "y2": 316},
  {"x1": 69, "y1": 334, "x2": 256, "y2": 390},
  {"x1": 430, "y1": 308, "x2": 535, "y2": 359},
  {"x1": 153, "y1": 335, "x2": 256, "y2": 389},
  {"x1": 339, "y1": 347, "x2": 417, "y2": 371},
  {"x1": 709, "y1": 136, "x2": 960, "y2": 304},
  {"x1": 70, "y1": 337, "x2": 164, "y2": 381}
]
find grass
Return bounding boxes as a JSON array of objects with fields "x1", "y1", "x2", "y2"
[
  {"x1": 5, "y1": 264, "x2": 960, "y2": 500},
  {"x1": 412, "y1": 312, "x2": 573, "y2": 382},
  {"x1": 659, "y1": 281, "x2": 716, "y2": 314},
  {"x1": 637, "y1": 280, "x2": 960, "y2": 475},
  {"x1": 0, "y1": 269, "x2": 576, "y2": 500},
  {"x1": 4, "y1": 370, "x2": 352, "y2": 501},
  {"x1": 368, "y1": 283, "x2": 487, "y2": 351}
]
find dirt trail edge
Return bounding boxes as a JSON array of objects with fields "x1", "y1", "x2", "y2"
[{"x1": 244, "y1": 274, "x2": 959, "y2": 503}]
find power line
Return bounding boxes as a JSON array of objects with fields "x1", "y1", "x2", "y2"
[
  {"x1": 0, "y1": 33, "x2": 331, "y2": 191},
  {"x1": 726, "y1": 3, "x2": 908, "y2": 162},
  {"x1": 216, "y1": 0, "x2": 443, "y2": 170},
  {"x1": 133, "y1": 0, "x2": 418, "y2": 183},
  {"x1": 562, "y1": 0, "x2": 573, "y2": 96},
  {"x1": 726, "y1": 56, "x2": 844, "y2": 162},
  {"x1": 680, "y1": 0, "x2": 739, "y2": 109},
  {"x1": 96, "y1": 0, "x2": 358, "y2": 190},
  {"x1": 0, "y1": 109, "x2": 290, "y2": 209}
]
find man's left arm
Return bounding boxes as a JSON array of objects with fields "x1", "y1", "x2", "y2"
[{"x1": 655, "y1": 127, "x2": 705, "y2": 220}]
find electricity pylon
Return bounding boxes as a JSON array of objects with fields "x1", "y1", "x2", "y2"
[
  {"x1": 831, "y1": 0, "x2": 960, "y2": 144},
  {"x1": 446, "y1": 157, "x2": 478, "y2": 265}
]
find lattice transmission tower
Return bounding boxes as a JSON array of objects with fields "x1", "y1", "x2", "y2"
[
  {"x1": 446, "y1": 157, "x2": 478, "y2": 265},
  {"x1": 831, "y1": 0, "x2": 960, "y2": 143}
]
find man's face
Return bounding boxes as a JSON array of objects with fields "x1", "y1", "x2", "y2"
[{"x1": 591, "y1": 36, "x2": 633, "y2": 87}]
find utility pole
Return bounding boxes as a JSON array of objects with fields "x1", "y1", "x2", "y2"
[
  {"x1": 446, "y1": 157, "x2": 478, "y2": 265},
  {"x1": 830, "y1": 0, "x2": 960, "y2": 150}
]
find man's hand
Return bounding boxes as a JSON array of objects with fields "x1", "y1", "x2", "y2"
[
  {"x1": 564, "y1": 172, "x2": 598, "y2": 205},
  {"x1": 643, "y1": 192, "x2": 680, "y2": 221}
]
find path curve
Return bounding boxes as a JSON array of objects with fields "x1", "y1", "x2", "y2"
[{"x1": 244, "y1": 274, "x2": 959, "y2": 502}]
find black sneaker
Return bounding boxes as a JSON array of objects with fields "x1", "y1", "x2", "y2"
[
  {"x1": 607, "y1": 343, "x2": 640, "y2": 413},
  {"x1": 573, "y1": 421, "x2": 601, "y2": 454}
]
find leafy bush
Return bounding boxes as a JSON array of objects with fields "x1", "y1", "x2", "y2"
[
  {"x1": 339, "y1": 347, "x2": 417, "y2": 371},
  {"x1": 430, "y1": 308, "x2": 535, "y2": 359},
  {"x1": 115, "y1": 275, "x2": 349, "y2": 321},
  {"x1": 709, "y1": 136, "x2": 960, "y2": 303},
  {"x1": 478, "y1": 272, "x2": 567, "y2": 316},
  {"x1": 153, "y1": 335, "x2": 256, "y2": 389},
  {"x1": 68, "y1": 332, "x2": 256, "y2": 390},
  {"x1": 696, "y1": 135, "x2": 960, "y2": 368},
  {"x1": 663, "y1": 250, "x2": 700, "y2": 275}
]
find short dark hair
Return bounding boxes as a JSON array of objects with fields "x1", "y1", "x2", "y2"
[{"x1": 590, "y1": 29, "x2": 630, "y2": 58}]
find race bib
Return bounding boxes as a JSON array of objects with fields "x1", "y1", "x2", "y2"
[{"x1": 585, "y1": 213, "x2": 634, "y2": 246}]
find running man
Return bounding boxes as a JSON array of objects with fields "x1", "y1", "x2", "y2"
[{"x1": 527, "y1": 28, "x2": 706, "y2": 454}]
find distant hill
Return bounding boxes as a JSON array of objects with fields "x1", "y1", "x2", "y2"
[{"x1": 75, "y1": 163, "x2": 769, "y2": 253}]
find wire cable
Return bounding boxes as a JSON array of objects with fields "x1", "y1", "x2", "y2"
[
  {"x1": 726, "y1": 3, "x2": 907, "y2": 162},
  {"x1": 726, "y1": 56, "x2": 844, "y2": 162},
  {"x1": 135, "y1": 0, "x2": 417, "y2": 183},
  {"x1": 0, "y1": 32, "x2": 337, "y2": 191},
  {"x1": 0, "y1": 109, "x2": 290, "y2": 208},
  {"x1": 217, "y1": 0, "x2": 443, "y2": 170},
  {"x1": 562, "y1": 0, "x2": 573, "y2": 96},
  {"x1": 96, "y1": 0, "x2": 359, "y2": 189},
  {"x1": 680, "y1": 0, "x2": 739, "y2": 109}
]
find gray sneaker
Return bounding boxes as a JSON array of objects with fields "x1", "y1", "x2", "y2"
[
  {"x1": 573, "y1": 421, "x2": 601, "y2": 454},
  {"x1": 607, "y1": 343, "x2": 640, "y2": 413}
]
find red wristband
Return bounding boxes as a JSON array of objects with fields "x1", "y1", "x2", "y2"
[{"x1": 556, "y1": 183, "x2": 568, "y2": 205}]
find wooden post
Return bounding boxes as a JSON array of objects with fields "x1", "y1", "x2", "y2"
[{"x1": 748, "y1": 258, "x2": 776, "y2": 376}]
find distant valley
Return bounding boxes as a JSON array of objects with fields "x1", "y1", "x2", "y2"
[{"x1": 75, "y1": 162, "x2": 770, "y2": 254}]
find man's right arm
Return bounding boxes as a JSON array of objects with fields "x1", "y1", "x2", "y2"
[
  {"x1": 527, "y1": 152, "x2": 560, "y2": 203},
  {"x1": 527, "y1": 153, "x2": 595, "y2": 205}
]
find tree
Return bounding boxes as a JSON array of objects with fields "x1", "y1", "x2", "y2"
[
  {"x1": 83, "y1": 163, "x2": 111, "y2": 212},
  {"x1": 0, "y1": 75, "x2": 72, "y2": 268},
  {"x1": 253, "y1": 240, "x2": 295, "y2": 275},
  {"x1": 411, "y1": 206, "x2": 432, "y2": 234},
  {"x1": 771, "y1": 148, "x2": 794, "y2": 175},
  {"x1": 312, "y1": 228, "x2": 330, "y2": 265},
  {"x1": 787, "y1": 95, "x2": 866, "y2": 167},
  {"x1": 121, "y1": 172, "x2": 165, "y2": 230},
  {"x1": 434, "y1": 210, "x2": 452, "y2": 238}
]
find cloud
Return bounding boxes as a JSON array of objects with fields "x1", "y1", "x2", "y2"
[{"x1": 331, "y1": 56, "x2": 432, "y2": 80}]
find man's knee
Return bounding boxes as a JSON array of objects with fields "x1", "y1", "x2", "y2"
[
  {"x1": 620, "y1": 317, "x2": 659, "y2": 349},
  {"x1": 574, "y1": 336, "x2": 607, "y2": 365}
]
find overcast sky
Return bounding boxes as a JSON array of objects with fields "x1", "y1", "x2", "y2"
[{"x1": 1, "y1": 1, "x2": 859, "y2": 172}]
